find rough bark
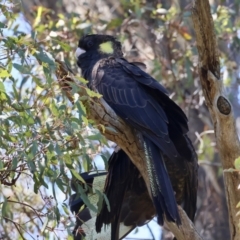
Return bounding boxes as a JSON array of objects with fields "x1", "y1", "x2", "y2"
[{"x1": 192, "y1": 1, "x2": 240, "y2": 239}]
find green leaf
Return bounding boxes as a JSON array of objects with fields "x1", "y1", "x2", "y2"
[
  {"x1": 35, "y1": 50, "x2": 55, "y2": 66},
  {"x1": 39, "y1": 175, "x2": 49, "y2": 189},
  {"x1": 234, "y1": 157, "x2": 240, "y2": 170},
  {"x1": 31, "y1": 141, "x2": 38, "y2": 156},
  {"x1": 103, "y1": 193, "x2": 111, "y2": 212},
  {"x1": 13, "y1": 63, "x2": 30, "y2": 74},
  {"x1": 28, "y1": 161, "x2": 37, "y2": 173},
  {"x1": 63, "y1": 153, "x2": 73, "y2": 167},
  {"x1": 86, "y1": 132, "x2": 102, "y2": 141},
  {"x1": 34, "y1": 49, "x2": 56, "y2": 79},
  {"x1": 56, "y1": 178, "x2": 65, "y2": 193},
  {"x1": 95, "y1": 189, "x2": 104, "y2": 213},
  {"x1": 1, "y1": 199, "x2": 9, "y2": 218},
  {"x1": 85, "y1": 88, "x2": 102, "y2": 98},
  {"x1": 11, "y1": 157, "x2": 18, "y2": 170},
  {"x1": 54, "y1": 206, "x2": 61, "y2": 222},
  {"x1": 45, "y1": 168, "x2": 57, "y2": 177},
  {"x1": 54, "y1": 39, "x2": 71, "y2": 51},
  {"x1": 41, "y1": 217, "x2": 49, "y2": 233},
  {"x1": 71, "y1": 117, "x2": 82, "y2": 126},
  {"x1": 52, "y1": 182, "x2": 57, "y2": 201},
  {"x1": 0, "y1": 81, "x2": 6, "y2": 93},
  {"x1": 33, "y1": 178, "x2": 40, "y2": 194},
  {"x1": 76, "y1": 101, "x2": 86, "y2": 121},
  {"x1": 0, "y1": 69, "x2": 11, "y2": 78},
  {"x1": 10, "y1": 103, "x2": 24, "y2": 112},
  {"x1": 62, "y1": 203, "x2": 70, "y2": 215},
  {"x1": 0, "y1": 160, "x2": 3, "y2": 170},
  {"x1": 34, "y1": 6, "x2": 43, "y2": 27},
  {"x1": 25, "y1": 114, "x2": 35, "y2": 125},
  {"x1": 50, "y1": 101, "x2": 59, "y2": 116},
  {"x1": 55, "y1": 144, "x2": 62, "y2": 156},
  {"x1": 75, "y1": 184, "x2": 97, "y2": 213},
  {"x1": 0, "y1": 22, "x2": 6, "y2": 28},
  {"x1": 82, "y1": 154, "x2": 92, "y2": 172},
  {"x1": 70, "y1": 169, "x2": 85, "y2": 183},
  {"x1": 46, "y1": 122, "x2": 55, "y2": 139},
  {"x1": 82, "y1": 116, "x2": 88, "y2": 125},
  {"x1": 7, "y1": 61, "x2": 12, "y2": 73},
  {"x1": 106, "y1": 18, "x2": 122, "y2": 30},
  {"x1": 75, "y1": 76, "x2": 88, "y2": 84}
]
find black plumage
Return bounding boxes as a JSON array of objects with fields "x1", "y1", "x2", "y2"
[
  {"x1": 103, "y1": 146, "x2": 197, "y2": 240},
  {"x1": 69, "y1": 149, "x2": 155, "y2": 240},
  {"x1": 75, "y1": 34, "x2": 198, "y2": 239},
  {"x1": 97, "y1": 147, "x2": 155, "y2": 240},
  {"x1": 69, "y1": 146, "x2": 197, "y2": 240}
]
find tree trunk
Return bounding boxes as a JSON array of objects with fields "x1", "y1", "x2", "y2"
[{"x1": 192, "y1": 0, "x2": 240, "y2": 239}]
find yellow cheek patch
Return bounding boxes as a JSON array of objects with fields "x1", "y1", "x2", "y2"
[{"x1": 99, "y1": 41, "x2": 114, "y2": 54}]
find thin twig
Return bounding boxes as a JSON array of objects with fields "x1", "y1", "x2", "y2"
[
  {"x1": 146, "y1": 223, "x2": 156, "y2": 240},
  {"x1": 3, "y1": 217, "x2": 26, "y2": 240},
  {"x1": 7, "y1": 199, "x2": 44, "y2": 224}
]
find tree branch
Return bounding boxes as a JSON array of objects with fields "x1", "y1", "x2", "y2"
[
  {"x1": 192, "y1": 0, "x2": 240, "y2": 239},
  {"x1": 55, "y1": 60, "x2": 202, "y2": 240}
]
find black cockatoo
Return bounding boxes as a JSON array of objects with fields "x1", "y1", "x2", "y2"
[{"x1": 74, "y1": 34, "x2": 198, "y2": 239}]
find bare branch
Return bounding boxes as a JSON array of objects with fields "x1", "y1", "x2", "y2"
[
  {"x1": 146, "y1": 223, "x2": 156, "y2": 240},
  {"x1": 7, "y1": 199, "x2": 44, "y2": 224},
  {"x1": 3, "y1": 217, "x2": 27, "y2": 240}
]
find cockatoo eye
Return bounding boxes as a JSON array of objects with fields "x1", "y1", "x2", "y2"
[{"x1": 87, "y1": 40, "x2": 93, "y2": 48}]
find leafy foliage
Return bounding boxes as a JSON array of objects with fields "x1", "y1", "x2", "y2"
[{"x1": 0, "y1": 1, "x2": 108, "y2": 239}]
